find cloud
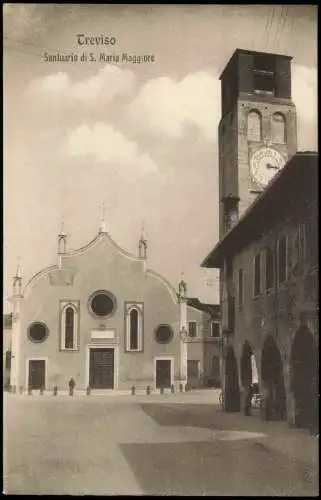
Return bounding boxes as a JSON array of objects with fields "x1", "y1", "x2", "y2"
[
  {"x1": 64, "y1": 123, "x2": 158, "y2": 175},
  {"x1": 292, "y1": 64, "x2": 317, "y2": 150},
  {"x1": 129, "y1": 71, "x2": 221, "y2": 140},
  {"x1": 25, "y1": 65, "x2": 136, "y2": 104}
]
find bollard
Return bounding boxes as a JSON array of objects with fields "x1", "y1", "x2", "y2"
[
  {"x1": 160, "y1": 387, "x2": 164, "y2": 394},
  {"x1": 146, "y1": 385, "x2": 151, "y2": 395},
  {"x1": 53, "y1": 386, "x2": 58, "y2": 396},
  {"x1": 131, "y1": 385, "x2": 135, "y2": 396},
  {"x1": 28, "y1": 386, "x2": 32, "y2": 396},
  {"x1": 179, "y1": 383, "x2": 183, "y2": 393},
  {"x1": 171, "y1": 384, "x2": 175, "y2": 394},
  {"x1": 40, "y1": 387, "x2": 44, "y2": 396},
  {"x1": 86, "y1": 386, "x2": 91, "y2": 396}
]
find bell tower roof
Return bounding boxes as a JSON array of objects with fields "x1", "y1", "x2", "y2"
[
  {"x1": 219, "y1": 48, "x2": 294, "y2": 117},
  {"x1": 219, "y1": 48, "x2": 293, "y2": 80}
]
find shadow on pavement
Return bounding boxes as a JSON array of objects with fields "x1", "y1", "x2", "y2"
[
  {"x1": 120, "y1": 440, "x2": 317, "y2": 496},
  {"x1": 140, "y1": 403, "x2": 263, "y2": 432}
]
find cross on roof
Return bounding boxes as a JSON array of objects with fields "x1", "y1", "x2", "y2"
[{"x1": 99, "y1": 202, "x2": 106, "y2": 222}]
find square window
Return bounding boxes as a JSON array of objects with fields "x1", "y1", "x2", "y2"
[
  {"x1": 188, "y1": 321, "x2": 198, "y2": 337},
  {"x1": 211, "y1": 322, "x2": 220, "y2": 338}
]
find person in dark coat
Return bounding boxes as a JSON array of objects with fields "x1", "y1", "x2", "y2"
[{"x1": 69, "y1": 377, "x2": 75, "y2": 396}]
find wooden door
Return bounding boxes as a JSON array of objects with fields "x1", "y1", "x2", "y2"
[
  {"x1": 156, "y1": 360, "x2": 171, "y2": 389},
  {"x1": 28, "y1": 360, "x2": 46, "y2": 390},
  {"x1": 89, "y1": 348, "x2": 114, "y2": 389}
]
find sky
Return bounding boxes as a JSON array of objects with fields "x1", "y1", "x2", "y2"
[{"x1": 3, "y1": 4, "x2": 318, "y2": 310}]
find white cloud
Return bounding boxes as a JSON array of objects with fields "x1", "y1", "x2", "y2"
[
  {"x1": 25, "y1": 65, "x2": 136, "y2": 104},
  {"x1": 130, "y1": 65, "x2": 317, "y2": 149},
  {"x1": 64, "y1": 123, "x2": 158, "y2": 175},
  {"x1": 129, "y1": 71, "x2": 221, "y2": 140}
]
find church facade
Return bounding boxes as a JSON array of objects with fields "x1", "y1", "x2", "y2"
[{"x1": 9, "y1": 222, "x2": 220, "y2": 393}]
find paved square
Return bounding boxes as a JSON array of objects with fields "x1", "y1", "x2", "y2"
[{"x1": 4, "y1": 392, "x2": 318, "y2": 495}]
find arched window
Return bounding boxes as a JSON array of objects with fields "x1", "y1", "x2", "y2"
[
  {"x1": 60, "y1": 301, "x2": 79, "y2": 351},
  {"x1": 247, "y1": 110, "x2": 262, "y2": 141},
  {"x1": 271, "y1": 113, "x2": 286, "y2": 143},
  {"x1": 125, "y1": 303, "x2": 143, "y2": 352},
  {"x1": 129, "y1": 309, "x2": 138, "y2": 350},
  {"x1": 65, "y1": 307, "x2": 75, "y2": 349}
]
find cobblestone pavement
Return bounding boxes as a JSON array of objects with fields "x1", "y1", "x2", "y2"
[{"x1": 4, "y1": 391, "x2": 318, "y2": 496}]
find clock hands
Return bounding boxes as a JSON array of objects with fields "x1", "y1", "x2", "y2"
[{"x1": 266, "y1": 162, "x2": 278, "y2": 170}]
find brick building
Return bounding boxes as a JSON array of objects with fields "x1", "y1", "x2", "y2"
[
  {"x1": 202, "y1": 48, "x2": 318, "y2": 432},
  {"x1": 8, "y1": 219, "x2": 219, "y2": 394}
]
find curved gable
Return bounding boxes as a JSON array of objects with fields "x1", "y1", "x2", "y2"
[
  {"x1": 23, "y1": 232, "x2": 142, "y2": 297},
  {"x1": 146, "y1": 269, "x2": 178, "y2": 304},
  {"x1": 63, "y1": 232, "x2": 141, "y2": 262},
  {"x1": 24, "y1": 265, "x2": 58, "y2": 297}
]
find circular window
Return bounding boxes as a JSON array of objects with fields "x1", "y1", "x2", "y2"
[
  {"x1": 155, "y1": 324, "x2": 173, "y2": 344},
  {"x1": 28, "y1": 322, "x2": 49, "y2": 343},
  {"x1": 89, "y1": 290, "x2": 116, "y2": 318}
]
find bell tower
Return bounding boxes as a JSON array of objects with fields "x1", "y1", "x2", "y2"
[{"x1": 218, "y1": 49, "x2": 297, "y2": 238}]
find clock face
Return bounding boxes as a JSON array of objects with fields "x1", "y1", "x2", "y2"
[{"x1": 250, "y1": 147, "x2": 286, "y2": 187}]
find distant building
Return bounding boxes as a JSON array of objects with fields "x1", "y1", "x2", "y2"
[
  {"x1": 202, "y1": 48, "x2": 318, "y2": 433},
  {"x1": 9, "y1": 219, "x2": 218, "y2": 394},
  {"x1": 185, "y1": 299, "x2": 221, "y2": 388}
]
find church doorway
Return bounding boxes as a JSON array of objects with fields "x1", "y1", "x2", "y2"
[
  {"x1": 28, "y1": 360, "x2": 46, "y2": 390},
  {"x1": 291, "y1": 327, "x2": 318, "y2": 431},
  {"x1": 224, "y1": 346, "x2": 240, "y2": 412},
  {"x1": 261, "y1": 335, "x2": 286, "y2": 421},
  {"x1": 89, "y1": 348, "x2": 114, "y2": 389},
  {"x1": 155, "y1": 359, "x2": 172, "y2": 389}
]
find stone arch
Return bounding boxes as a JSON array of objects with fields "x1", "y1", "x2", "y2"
[
  {"x1": 247, "y1": 109, "x2": 262, "y2": 141},
  {"x1": 271, "y1": 112, "x2": 286, "y2": 143},
  {"x1": 224, "y1": 346, "x2": 240, "y2": 412},
  {"x1": 291, "y1": 326, "x2": 318, "y2": 432},
  {"x1": 261, "y1": 335, "x2": 287, "y2": 421},
  {"x1": 240, "y1": 341, "x2": 259, "y2": 415}
]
